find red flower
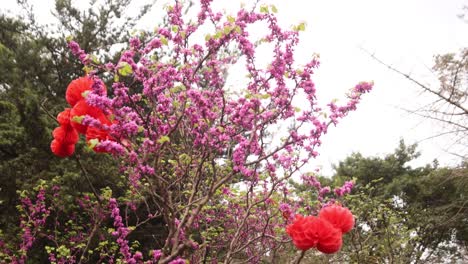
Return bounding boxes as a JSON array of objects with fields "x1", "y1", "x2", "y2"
[
  {"x1": 52, "y1": 126, "x2": 79, "y2": 145},
  {"x1": 86, "y1": 126, "x2": 113, "y2": 153},
  {"x1": 316, "y1": 218, "x2": 343, "y2": 254},
  {"x1": 65, "y1": 77, "x2": 94, "y2": 107},
  {"x1": 287, "y1": 214, "x2": 343, "y2": 253},
  {"x1": 70, "y1": 100, "x2": 108, "y2": 134},
  {"x1": 57, "y1": 108, "x2": 72, "y2": 126},
  {"x1": 319, "y1": 205, "x2": 355, "y2": 234},
  {"x1": 50, "y1": 139, "x2": 75, "y2": 158},
  {"x1": 286, "y1": 215, "x2": 320, "y2": 251},
  {"x1": 52, "y1": 77, "x2": 115, "y2": 157}
]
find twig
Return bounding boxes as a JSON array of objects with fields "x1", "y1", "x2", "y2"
[
  {"x1": 75, "y1": 155, "x2": 103, "y2": 206},
  {"x1": 40, "y1": 98, "x2": 59, "y2": 124},
  {"x1": 291, "y1": 250, "x2": 306, "y2": 264}
]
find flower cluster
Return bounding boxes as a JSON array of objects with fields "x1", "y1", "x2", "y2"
[
  {"x1": 51, "y1": 77, "x2": 114, "y2": 157},
  {"x1": 286, "y1": 205, "x2": 354, "y2": 254},
  {"x1": 41, "y1": 0, "x2": 373, "y2": 262}
]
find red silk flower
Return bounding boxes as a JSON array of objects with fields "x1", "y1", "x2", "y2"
[
  {"x1": 65, "y1": 77, "x2": 94, "y2": 107},
  {"x1": 319, "y1": 205, "x2": 355, "y2": 234},
  {"x1": 52, "y1": 126, "x2": 79, "y2": 145},
  {"x1": 86, "y1": 126, "x2": 113, "y2": 153},
  {"x1": 51, "y1": 108, "x2": 79, "y2": 157},
  {"x1": 315, "y1": 217, "x2": 343, "y2": 254},
  {"x1": 286, "y1": 215, "x2": 320, "y2": 251},
  {"x1": 286, "y1": 215, "x2": 343, "y2": 254},
  {"x1": 50, "y1": 139, "x2": 75, "y2": 158},
  {"x1": 70, "y1": 100, "x2": 108, "y2": 134},
  {"x1": 57, "y1": 108, "x2": 72, "y2": 126},
  {"x1": 52, "y1": 76, "x2": 115, "y2": 157}
]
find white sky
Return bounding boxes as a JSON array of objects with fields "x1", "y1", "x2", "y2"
[{"x1": 2, "y1": 0, "x2": 467, "y2": 175}]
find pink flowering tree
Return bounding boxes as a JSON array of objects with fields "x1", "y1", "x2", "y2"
[{"x1": 1, "y1": 1, "x2": 372, "y2": 263}]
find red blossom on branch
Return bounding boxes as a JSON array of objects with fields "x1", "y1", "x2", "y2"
[{"x1": 286, "y1": 204, "x2": 354, "y2": 254}]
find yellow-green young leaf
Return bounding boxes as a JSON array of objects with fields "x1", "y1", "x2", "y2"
[
  {"x1": 205, "y1": 34, "x2": 212, "y2": 41},
  {"x1": 87, "y1": 139, "x2": 99, "y2": 150},
  {"x1": 160, "y1": 36, "x2": 168, "y2": 45},
  {"x1": 81, "y1": 90, "x2": 90, "y2": 98},
  {"x1": 102, "y1": 187, "x2": 113, "y2": 200},
  {"x1": 157, "y1": 136, "x2": 170, "y2": 144},
  {"x1": 271, "y1": 4, "x2": 278, "y2": 13},
  {"x1": 66, "y1": 35, "x2": 74, "y2": 42},
  {"x1": 223, "y1": 26, "x2": 232, "y2": 35},
  {"x1": 294, "y1": 22, "x2": 307, "y2": 32},
  {"x1": 83, "y1": 65, "x2": 93, "y2": 74},
  {"x1": 118, "y1": 62, "x2": 133, "y2": 76},
  {"x1": 90, "y1": 54, "x2": 100, "y2": 64},
  {"x1": 114, "y1": 74, "x2": 120, "y2": 82},
  {"x1": 71, "y1": 115, "x2": 85, "y2": 124},
  {"x1": 227, "y1": 15, "x2": 235, "y2": 23},
  {"x1": 295, "y1": 107, "x2": 301, "y2": 112},
  {"x1": 179, "y1": 153, "x2": 191, "y2": 164},
  {"x1": 260, "y1": 5, "x2": 269, "y2": 13},
  {"x1": 171, "y1": 25, "x2": 179, "y2": 32},
  {"x1": 57, "y1": 245, "x2": 70, "y2": 258}
]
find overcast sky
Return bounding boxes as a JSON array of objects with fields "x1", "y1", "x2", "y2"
[{"x1": 2, "y1": 0, "x2": 467, "y2": 175}]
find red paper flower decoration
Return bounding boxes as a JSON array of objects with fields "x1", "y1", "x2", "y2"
[
  {"x1": 286, "y1": 215, "x2": 320, "y2": 251},
  {"x1": 70, "y1": 100, "x2": 108, "y2": 134},
  {"x1": 65, "y1": 77, "x2": 94, "y2": 107},
  {"x1": 319, "y1": 205, "x2": 355, "y2": 234},
  {"x1": 286, "y1": 205, "x2": 354, "y2": 254},
  {"x1": 50, "y1": 139, "x2": 75, "y2": 158},
  {"x1": 86, "y1": 126, "x2": 113, "y2": 153},
  {"x1": 51, "y1": 76, "x2": 116, "y2": 157},
  {"x1": 315, "y1": 217, "x2": 343, "y2": 254},
  {"x1": 57, "y1": 108, "x2": 72, "y2": 126},
  {"x1": 52, "y1": 126, "x2": 79, "y2": 145}
]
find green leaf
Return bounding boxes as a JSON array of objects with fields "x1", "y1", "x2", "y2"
[
  {"x1": 160, "y1": 36, "x2": 168, "y2": 45},
  {"x1": 81, "y1": 90, "x2": 90, "y2": 98},
  {"x1": 223, "y1": 26, "x2": 232, "y2": 35},
  {"x1": 271, "y1": 5, "x2": 278, "y2": 13},
  {"x1": 87, "y1": 138, "x2": 99, "y2": 150},
  {"x1": 294, "y1": 22, "x2": 307, "y2": 32},
  {"x1": 260, "y1": 5, "x2": 269, "y2": 13},
  {"x1": 83, "y1": 65, "x2": 93, "y2": 74},
  {"x1": 71, "y1": 115, "x2": 84, "y2": 124},
  {"x1": 157, "y1": 136, "x2": 170, "y2": 144},
  {"x1": 118, "y1": 62, "x2": 133, "y2": 76}
]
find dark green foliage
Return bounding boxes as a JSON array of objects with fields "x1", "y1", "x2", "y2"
[
  {"x1": 0, "y1": 0, "x2": 152, "y2": 261},
  {"x1": 332, "y1": 141, "x2": 468, "y2": 262}
]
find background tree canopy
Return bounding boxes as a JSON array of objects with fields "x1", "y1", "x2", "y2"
[
  {"x1": 0, "y1": 0, "x2": 152, "y2": 261},
  {"x1": 325, "y1": 141, "x2": 468, "y2": 263}
]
